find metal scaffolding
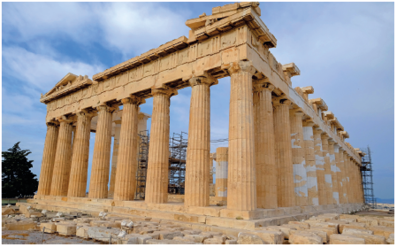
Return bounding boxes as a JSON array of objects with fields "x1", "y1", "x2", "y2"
[
  {"x1": 361, "y1": 146, "x2": 376, "y2": 208},
  {"x1": 168, "y1": 132, "x2": 188, "y2": 194},
  {"x1": 135, "y1": 130, "x2": 149, "y2": 200}
]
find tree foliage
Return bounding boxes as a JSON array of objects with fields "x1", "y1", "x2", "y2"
[{"x1": 2, "y1": 142, "x2": 38, "y2": 198}]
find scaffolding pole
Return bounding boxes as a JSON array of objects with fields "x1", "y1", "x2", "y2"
[{"x1": 361, "y1": 146, "x2": 376, "y2": 208}]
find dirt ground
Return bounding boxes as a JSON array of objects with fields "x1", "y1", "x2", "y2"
[
  {"x1": 2, "y1": 230, "x2": 101, "y2": 244},
  {"x1": 354, "y1": 209, "x2": 394, "y2": 218}
]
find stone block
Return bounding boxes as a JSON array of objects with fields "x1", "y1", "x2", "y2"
[
  {"x1": 387, "y1": 233, "x2": 394, "y2": 244},
  {"x1": 340, "y1": 214, "x2": 360, "y2": 220},
  {"x1": 56, "y1": 223, "x2": 77, "y2": 236},
  {"x1": 289, "y1": 231, "x2": 323, "y2": 244},
  {"x1": 147, "y1": 239, "x2": 195, "y2": 244},
  {"x1": 183, "y1": 229, "x2": 202, "y2": 235},
  {"x1": 158, "y1": 231, "x2": 183, "y2": 240},
  {"x1": 248, "y1": 230, "x2": 284, "y2": 244},
  {"x1": 138, "y1": 235, "x2": 154, "y2": 244},
  {"x1": 343, "y1": 227, "x2": 373, "y2": 235},
  {"x1": 2, "y1": 208, "x2": 15, "y2": 215},
  {"x1": 237, "y1": 232, "x2": 264, "y2": 244},
  {"x1": 262, "y1": 226, "x2": 291, "y2": 239},
  {"x1": 76, "y1": 226, "x2": 89, "y2": 239},
  {"x1": 379, "y1": 220, "x2": 394, "y2": 228},
  {"x1": 86, "y1": 226, "x2": 121, "y2": 243},
  {"x1": 184, "y1": 234, "x2": 210, "y2": 243},
  {"x1": 204, "y1": 237, "x2": 226, "y2": 244},
  {"x1": 357, "y1": 217, "x2": 379, "y2": 227},
  {"x1": 340, "y1": 218, "x2": 357, "y2": 223},
  {"x1": 40, "y1": 222, "x2": 56, "y2": 233},
  {"x1": 29, "y1": 211, "x2": 44, "y2": 218},
  {"x1": 226, "y1": 239, "x2": 237, "y2": 244},
  {"x1": 382, "y1": 217, "x2": 394, "y2": 221},
  {"x1": 340, "y1": 223, "x2": 366, "y2": 233},
  {"x1": 330, "y1": 234, "x2": 366, "y2": 244},
  {"x1": 368, "y1": 226, "x2": 394, "y2": 238},
  {"x1": 288, "y1": 221, "x2": 310, "y2": 229},
  {"x1": 5, "y1": 220, "x2": 36, "y2": 230},
  {"x1": 304, "y1": 229, "x2": 328, "y2": 243}
]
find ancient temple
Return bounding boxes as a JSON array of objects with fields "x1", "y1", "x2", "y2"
[{"x1": 29, "y1": 2, "x2": 365, "y2": 229}]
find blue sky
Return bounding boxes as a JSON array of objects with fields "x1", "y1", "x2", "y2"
[{"x1": 2, "y1": 2, "x2": 394, "y2": 200}]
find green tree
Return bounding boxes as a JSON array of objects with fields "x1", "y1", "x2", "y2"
[{"x1": 2, "y1": 142, "x2": 38, "y2": 198}]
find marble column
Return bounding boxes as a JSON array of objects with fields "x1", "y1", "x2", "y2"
[
  {"x1": 50, "y1": 117, "x2": 73, "y2": 196},
  {"x1": 328, "y1": 140, "x2": 339, "y2": 204},
  {"x1": 88, "y1": 105, "x2": 115, "y2": 199},
  {"x1": 114, "y1": 96, "x2": 144, "y2": 201},
  {"x1": 227, "y1": 61, "x2": 257, "y2": 211},
  {"x1": 321, "y1": 134, "x2": 333, "y2": 204},
  {"x1": 37, "y1": 122, "x2": 59, "y2": 196},
  {"x1": 185, "y1": 76, "x2": 215, "y2": 207},
  {"x1": 274, "y1": 98, "x2": 295, "y2": 208},
  {"x1": 334, "y1": 145, "x2": 344, "y2": 204},
  {"x1": 145, "y1": 87, "x2": 177, "y2": 204},
  {"x1": 215, "y1": 147, "x2": 228, "y2": 200},
  {"x1": 289, "y1": 109, "x2": 308, "y2": 206},
  {"x1": 253, "y1": 81, "x2": 277, "y2": 209},
  {"x1": 313, "y1": 127, "x2": 327, "y2": 205},
  {"x1": 357, "y1": 164, "x2": 364, "y2": 203},
  {"x1": 67, "y1": 111, "x2": 94, "y2": 197},
  {"x1": 108, "y1": 120, "x2": 121, "y2": 198},
  {"x1": 303, "y1": 120, "x2": 318, "y2": 206},
  {"x1": 342, "y1": 151, "x2": 349, "y2": 204}
]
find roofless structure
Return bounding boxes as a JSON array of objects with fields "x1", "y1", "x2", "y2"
[{"x1": 27, "y1": 2, "x2": 365, "y2": 230}]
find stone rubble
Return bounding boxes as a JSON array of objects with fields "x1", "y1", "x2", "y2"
[{"x1": 2, "y1": 205, "x2": 395, "y2": 244}]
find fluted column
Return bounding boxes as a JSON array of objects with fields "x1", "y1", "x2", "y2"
[
  {"x1": 114, "y1": 96, "x2": 145, "y2": 201},
  {"x1": 37, "y1": 122, "x2": 59, "y2": 195},
  {"x1": 274, "y1": 98, "x2": 295, "y2": 208},
  {"x1": 253, "y1": 81, "x2": 277, "y2": 209},
  {"x1": 227, "y1": 61, "x2": 256, "y2": 211},
  {"x1": 215, "y1": 147, "x2": 228, "y2": 199},
  {"x1": 145, "y1": 87, "x2": 177, "y2": 204},
  {"x1": 313, "y1": 127, "x2": 327, "y2": 205},
  {"x1": 352, "y1": 162, "x2": 358, "y2": 203},
  {"x1": 67, "y1": 111, "x2": 94, "y2": 197},
  {"x1": 321, "y1": 134, "x2": 333, "y2": 204},
  {"x1": 290, "y1": 109, "x2": 308, "y2": 206},
  {"x1": 50, "y1": 117, "x2": 73, "y2": 196},
  {"x1": 334, "y1": 145, "x2": 344, "y2": 204},
  {"x1": 342, "y1": 151, "x2": 349, "y2": 204},
  {"x1": 303, "y1": 120, "x2": 318, "y2": 206},
  {"x1": 88, "y1": 105, "x2": 116, "y2": 199},
  {"x1": 357, "y1": 164, "x2": 364, "y2": 203},
  {"x1": 108, "y1": 120, "x2": 121, "y2": 198},
  {"x1": 328, "y1": 140, "x2": 339, "y2": 204},
  {"x1": 185, "y1": 76, "x2": 216, "y2": 207}
]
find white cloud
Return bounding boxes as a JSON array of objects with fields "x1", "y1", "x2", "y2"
[
  {"x1": 3, "y1": 2, "x2": 190, "y2": 58},
  {"x1": 3, "y1": 46, "x2": 105, "y2": 92}
]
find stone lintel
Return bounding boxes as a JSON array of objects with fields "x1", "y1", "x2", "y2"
[
  {"x1": 309, "y1": 98, "x2": 328, "y2": 111},
  {"x1": 340, "y1": 131, "x2": 350, "y2": 139},
  {"x1": 323, "y1": 111, "x2": 335, "y2": 120}
]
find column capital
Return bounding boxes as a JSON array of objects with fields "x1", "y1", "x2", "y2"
[
  {"x1": 189, "y1": 76, "x2": 218, "y2": 87},
  {"x1": 290, "y1": 109, "x2": 304, "y2": 118},
  {"x1": 273, "y1": 98, "x2": 292, "y2": 107},
  {"x1": 228, "y1": 61, "x2": 256, "y2": 75},
  {"x1": 96, "y1": 104, "x2": 117, "y2": 113},
  {"x1": 121, "y1": 95, "x2": 145, "y2": 106},
  {"x1": 46, "y1": 120, "x2": 60, "y2": 127},
  {"x1": 321, "y1": 132, "x2": 329, "y2": 140},
  {"x1": 76, "y1": 110, "x2": 95, "y2": 119},
  {"x1": 252, "y1": 80, "x2": 275, "y2": 93},
  {"x1": 303, "y1": 119, "x2": 315, "y2": 127},
  {"x1": 313, "y1": 126, "x2": 322, "y2": 134},
  {"x1": 57, "y1": 115, "x2": 73, "y2": 124},
  {"x1": 151, "y1": 86, "x2": 178, "y2": 98}
]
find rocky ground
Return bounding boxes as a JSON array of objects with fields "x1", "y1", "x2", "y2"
[{"x1": 2, "y1": 204, "x2": 395, "y2": 244}]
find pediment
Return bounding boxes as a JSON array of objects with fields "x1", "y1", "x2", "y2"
[{"x1": 40, "y1": 73, "x2": 93, "y2": 103}]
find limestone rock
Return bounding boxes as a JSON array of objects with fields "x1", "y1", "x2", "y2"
[
  {"x1": 379, "y1": 220, "x2": 394, "y2": 228},
  {"x1": 288, "y1": 221, "x2": 310, "y2": 229},
  {"x1": 40, "y1": 222, "x2": 57, "y2": 233},
  {"x1": 237, "y1": 233, "x2": 264, "y2": 244},
  {"x1": 57, "y1": 223, "x2": 77, "y2": 236},
  {"x1": 184, "y1": 234, "x2": 210, "y2": 243},
  {"x1": 204, "y1": 237, "x2": 226, "y2": 244},
  {"x1": 147, "y1": 239, "x2": 195, "y2": 244},
  {"x1": 343, "y1": 227, "x2": 373, "y2": 235},
  {"x1": 5, "y1": 220, "x2": 36, "y2": 230},
  {"x1": 76, "y1": 226, "x2": 89, "y2": 239},
  {"x1": 329, "y1": 234, "x2": 366, "y2": 244},
  {"x1": 387, "y1": 233, "x2": 394, "y2": 244},
  {"x1": 340, "y1": 223, "x2": 366, "y2": 233},
  {"x1": 289, "y1": 231, "x2": 323, "y2": 244},
  {"x1": 304, "y1": 229, "x2": 328, "y2": 243},
  {"x1": 368, "y1": 226, "x2": 394, "y2": 238},
  {"x1": 248, "y1": 230, "x2": 284, "y2": 244},
  {"x1": 159, "y1": 231, "x2": 183, "y2": 240},
  {"x1": 2, "y1": 208, "x2": 15, "y2": 215},
  {"x1": 86, "y1": 226, "x2": 121, "y2": 243}
]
